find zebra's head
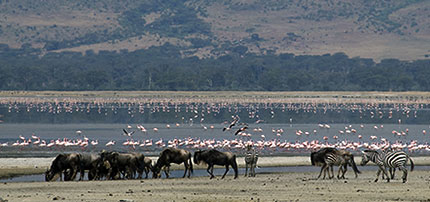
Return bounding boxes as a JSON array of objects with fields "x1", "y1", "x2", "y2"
[{"x1": 360, "y1": 151, "x2": 371, "y2": 166}]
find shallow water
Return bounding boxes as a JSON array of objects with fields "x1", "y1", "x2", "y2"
[
  {"x1": 2, "y1": 165, "x2": 427, "y2": 183},
  {"x1": 0, "y1": 123, "x2": 429, "y2": 155}
]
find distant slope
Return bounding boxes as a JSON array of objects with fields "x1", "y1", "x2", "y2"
[{"x1": 0, "y1": 0, "x2": 429, "y2": 61}]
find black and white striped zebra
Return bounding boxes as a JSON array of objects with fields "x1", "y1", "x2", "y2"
[
  {"x1": 361, "y1": 150, "x2": 414, "y2": 183},
  {"x1": 244, "y1": 148, "x2": 258, "y2": 177},
  {"x1": 311, "y1": 148, "x2": 360, "y2": 179},
  {"x1": 322, "y1": 152, "x2": 358, "y2": 179}
]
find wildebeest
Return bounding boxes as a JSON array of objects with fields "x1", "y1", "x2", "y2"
[
  {"x1": 194, "y1": 149, "x2": 238, "y2": 179},
  {"x1": 137, "y1": 156, "x2": 153, "y2": 179},
  {"x1": 100, "y1": 151, "x2": 139, "y2": 179},
  {"x1": 78, "y1": 153, "x2": 103, "y2": 181},
  {"x1": 152, "y1": 148, "x2": 193, "y2": 178},
  {"x1": 310, "y1": 148, "x2": 360, "y2": 179},
  {"x1": 45, "y1": 153, "x2": 81, "y2": 181},
  {"x1": 129, "y1": 152, "x2": 150, "y2": 179}
]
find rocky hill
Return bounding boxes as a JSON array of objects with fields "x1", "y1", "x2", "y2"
[{"x1": 0, "y1": 0, "x2": 429, "y2": 61}]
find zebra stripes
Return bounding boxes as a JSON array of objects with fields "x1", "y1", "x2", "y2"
[
  {"x1": 322, "y1": 153, "x2": 350, "y2": 179},
  {"x1": 361, "y1": 150, "x2": 414, "y2": 183},
  {"x1": 244, "y1": 149, "x2": 258, "y2": 177}
]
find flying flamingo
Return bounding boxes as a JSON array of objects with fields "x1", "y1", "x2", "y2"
[{"x1": 106, "y1": 140, "x2": 115, "y2": 147}]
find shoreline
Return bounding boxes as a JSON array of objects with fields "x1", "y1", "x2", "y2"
[
  {"x1": 2, "y1": 156, "x2": 429, "y2": 179},
  {"x1": 1, "y1": 170, "x2": 430, "y2": 201}
]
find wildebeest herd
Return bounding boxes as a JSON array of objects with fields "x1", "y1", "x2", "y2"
[
  {"x1": 45, "y1": 147, "x2": 414, "y2": 183},
  {"x1": 45, "y1": 148, "x2": 244, "y2": 181}
]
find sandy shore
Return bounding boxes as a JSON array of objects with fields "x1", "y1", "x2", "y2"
[
  {"x1": 1, "y1": 170, "x2": 430, "y2": 201},
  {"x1": 1, "y1": 156, "x2": 429, "y2": 201}
]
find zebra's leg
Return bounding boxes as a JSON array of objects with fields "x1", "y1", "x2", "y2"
[
  {"x1": 329, "y1": 165, "x2": 334, "y2": 179},
  {"x1": 390, "y1": 168, "x2": 396, "y2": 180},
  {"x1": 251, "y1": 163, "x2": 255, "y2": 177},
  {"x1": 337, "y1": 165, "x2": 342, "y2": 179},
  {"x1": 375, "y1": 168, "x2": 382, "y2": 182},
  {"x1": 343, "y1": 162, "x2": 349, "y2": 179},
  {"x1": 399, "y1": 166, "x2": 408, "y2": 183},
  {"x1": 338, "y1": 164, "x2": 347, "y2": 179},
  {"x1": 381, "y1": 166, "x2": 390, "y2": 182},
  {"x1": 244, "y1": 162, "x2": 248, "y2": 177}
]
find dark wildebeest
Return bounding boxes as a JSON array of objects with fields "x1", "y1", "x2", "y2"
[
  {"x1": 45, "y1": 153, "x2": 81, "y2": 181},
  {"x1": 130, "y1": 152, "x2": 150, "y2": 179},
  {"x1": 136, "y1": 156, "x2": 153, "y2": 179},
  {"x1": 94, "y1": 159, "x2": 112, "y2": 180},
  {"x1": 100, "y1": 151, "x2": 138, "y2": 179},
  {"x1": 194, "y1": 149, "x2": 238, "y2": 179},
  {"x1": 78, "y1": 153, "x2": 103, "y2": 181},
  {"x1": 152, "y1": 148, "x2": 193, "y2": 178},
  {"x1": 310, "y1": 148, "x2": 360, "y2": 179}
]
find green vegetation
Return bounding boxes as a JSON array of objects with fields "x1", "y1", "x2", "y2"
[{"x1": 0, "y1": 44, "x2": 429, "y2": 91}]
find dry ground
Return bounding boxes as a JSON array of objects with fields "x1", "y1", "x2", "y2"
[
  {"x1": 0, "y1": 156, "x2": 429, "y2": 201},
  {"x1": 1, "y1": 171, "x2": 430, "y2": 202}
]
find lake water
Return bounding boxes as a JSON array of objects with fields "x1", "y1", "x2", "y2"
[
  {"x1": 2, "y1": 165, "x2": 428, "y2": 183},
  {"x1": 0, "y1": 123, "x2": 430, "y2": 156}
]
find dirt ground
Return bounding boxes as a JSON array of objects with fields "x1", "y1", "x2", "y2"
[
  {"x1": 0, "y1": 156, "x2": 429, "y2": 202},
  {"x1": 1, "y1": 170, "x2": 430, "y2": 202}
]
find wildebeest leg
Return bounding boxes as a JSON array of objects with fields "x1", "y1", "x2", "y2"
[
  {"x1": 70, "y1": 168, "x2": 78, "y2": 181},
  {"x1": 207, "y1": 165, "x2": 215, "y2": 179},
  {"x1": 79, "y1": 168, "x2": 85, "y2": 181},
  {"x1": 183, "y1": 161, "x2": 189, "y2": 178},
  {"x1": 145, "y1": 167, "x2": 149, "y2": 179},
  {"x1": 221, "y1": 165, "x2": 230, "y2": 179},
  {"x1": 164, "y1": 165, "x2": 170, "y2": 178}
]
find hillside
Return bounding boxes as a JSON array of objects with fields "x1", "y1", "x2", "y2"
[{"x1": 0, "y1": 0, "x2": 429, "y2": 61}]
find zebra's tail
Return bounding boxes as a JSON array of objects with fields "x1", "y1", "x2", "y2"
[
  {"x1": 409, "y1": 156, "x2": 414, "y2": 172},
  {"x1": 350, "y1": 155, "x2": 361, "y2": 174}
]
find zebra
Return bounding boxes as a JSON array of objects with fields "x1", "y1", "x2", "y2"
[
  {"x1": 322, "y1": 152, "x2": 360, "y2": 179},
  {"x1": 244, "y1": 146, "x2": 258, "y2": 177},
  {"x1": 361, "y1": 150, "x2": 414, "y2": 183},
  {"x1": 311, "y1": 148, "x2": 360, "y2": 179}
]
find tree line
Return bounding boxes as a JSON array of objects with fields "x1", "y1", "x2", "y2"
[{"x1": 0, "y1": 43, "x2": 429, "y2": 91}]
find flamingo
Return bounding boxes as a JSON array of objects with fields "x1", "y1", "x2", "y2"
[
  {"x1": 106, "y1": 140, "x2": 115, "y2": 147},
  {"x1": 90, "y1": 140, "x2": 98, "y2": 146},
  {"x1": 123, "y1": 129, "x2": 135, "y2": 137}
]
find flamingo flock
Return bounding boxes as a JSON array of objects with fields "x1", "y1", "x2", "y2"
[
  {"x1": 2, "y1": 123, "x2": 430, "y2": 154},
  {"x1": 2, "y1": 93, "x2": 430, "y2": 155}
]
